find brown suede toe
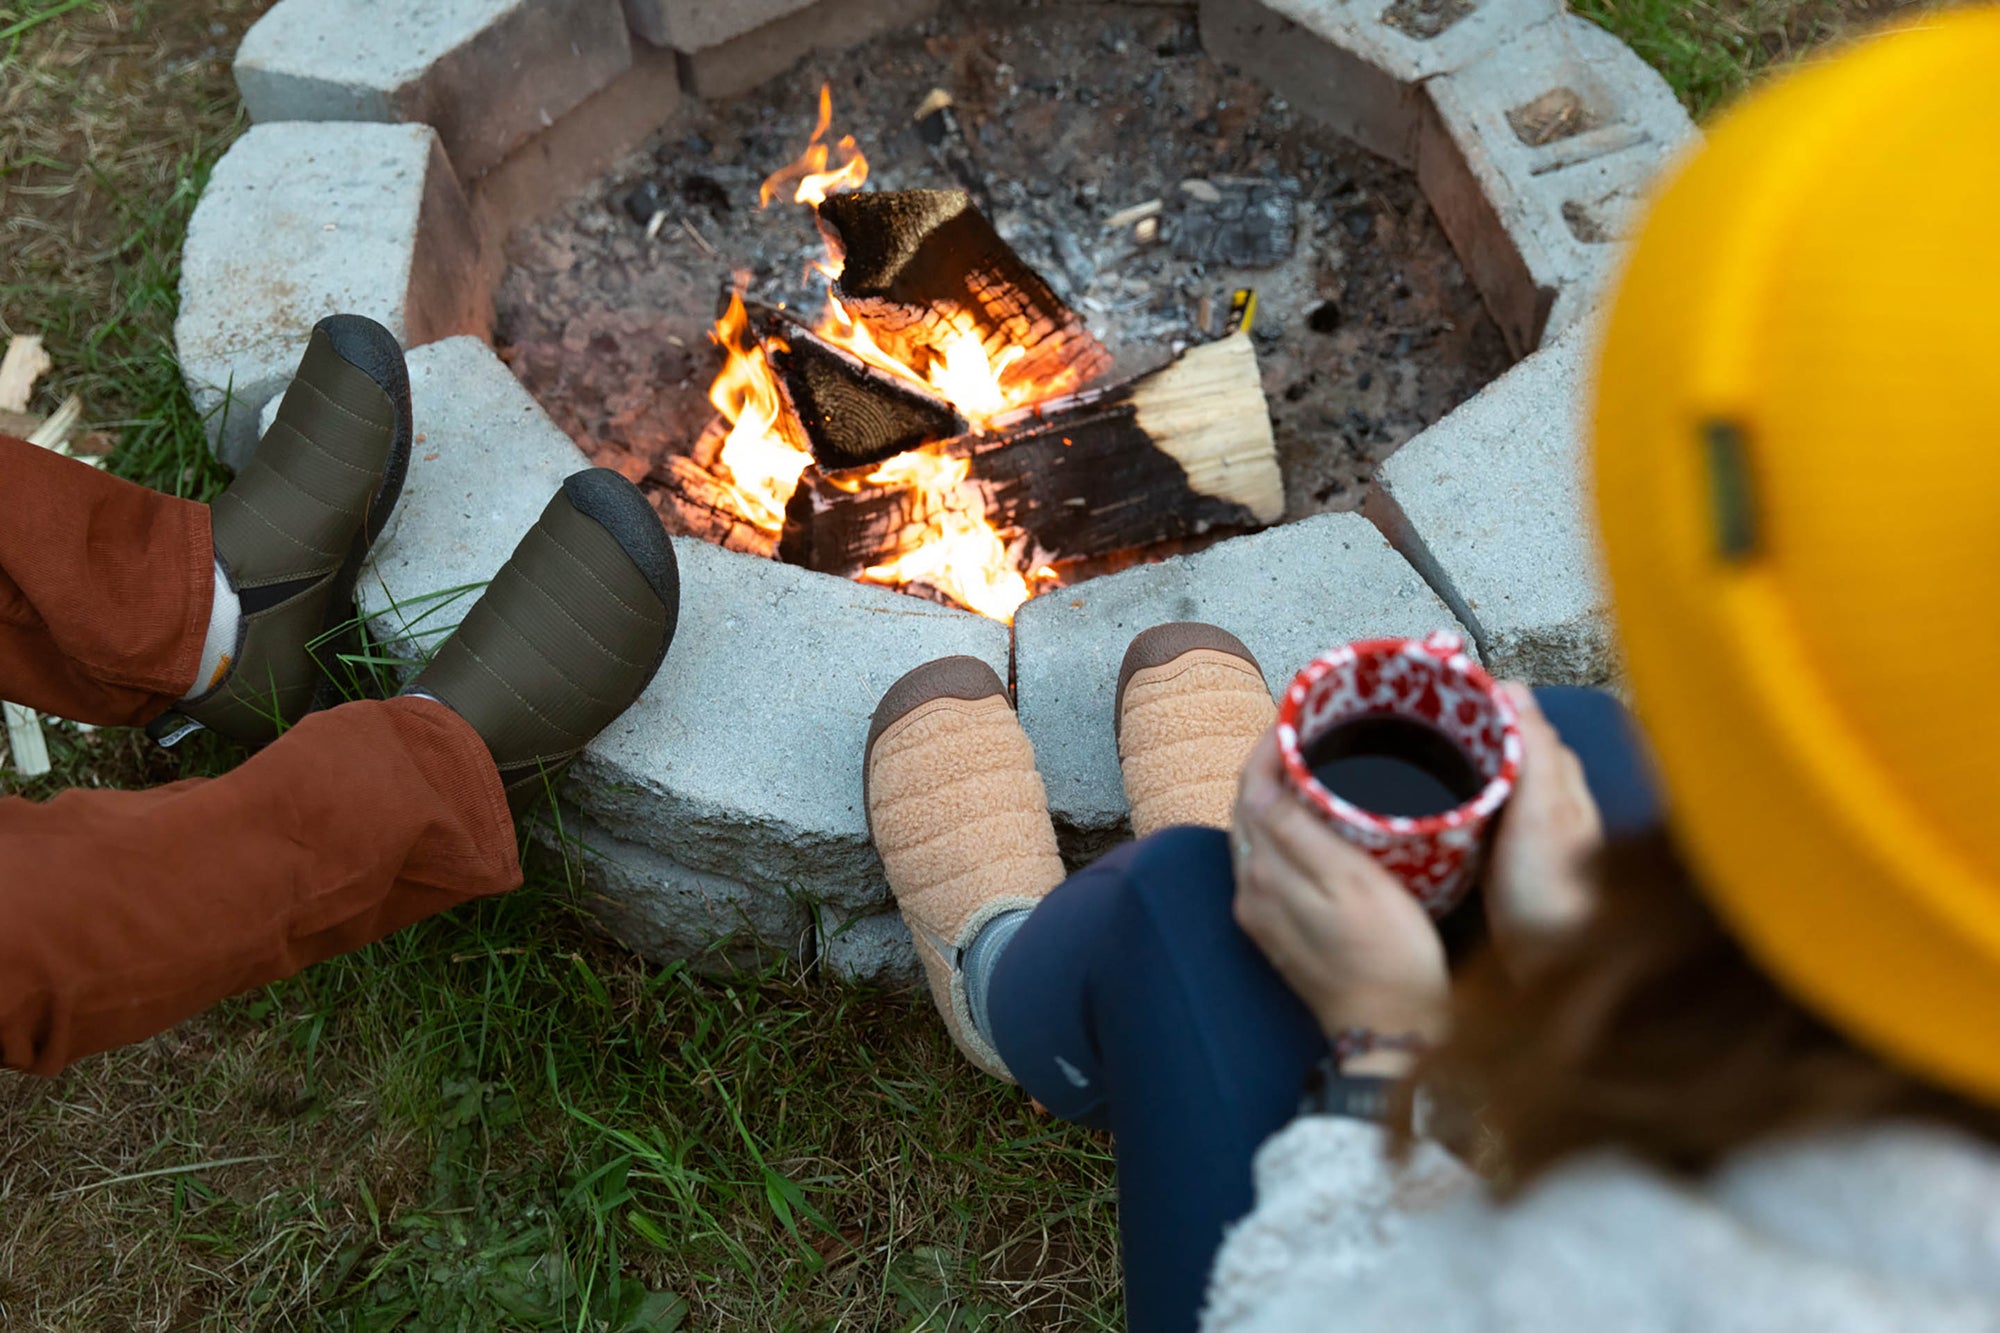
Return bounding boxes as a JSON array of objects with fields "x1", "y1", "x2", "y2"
[
  {"x1": 1116, "y1": 622, "x2": 1276, "y2": 838},
  {"x1": 865, "y1": 656, "x2": 1065, "y2": 1081}
]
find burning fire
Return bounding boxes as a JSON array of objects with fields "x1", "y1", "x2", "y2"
[
  {"x1": 701, "y1": 85, "x2": 1065, "y2": 621},
  {"x1": 759, "y1": 84, "x2": 868, "y2": 208},
  {"x1": 853, "y1": 450, "x2": 1037, "y2": 622},
  {"x1": 706, "y1": 291, "x2": 809, "y2": 530}
]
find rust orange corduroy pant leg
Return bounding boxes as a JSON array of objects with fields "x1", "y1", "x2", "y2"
[{"x1": 0, "y1": 434, "x2": 523, "y2": 1076}]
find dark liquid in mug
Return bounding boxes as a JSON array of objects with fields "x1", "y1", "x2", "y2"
[{"x1": 1305, "y1": 713, "x2": 1485, "y2": 819}]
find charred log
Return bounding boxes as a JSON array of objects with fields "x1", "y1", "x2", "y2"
[
  {"x1": 781, "y1": 333, "x2": 1282, "y2": 573},
  {"x1": 768, "y1": 324, "x2": 967, "y2": 472},
  {"x1": 645, "y1": 454, "x2": 780, "y2": 558},
  {"x1": 816, "y1": 189, "x2": 1113, "y2": 399}
]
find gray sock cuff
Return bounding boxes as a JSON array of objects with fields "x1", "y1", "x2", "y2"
[{"x1": 961, "y1": 906, "x2": 1033, "y2": 1050}]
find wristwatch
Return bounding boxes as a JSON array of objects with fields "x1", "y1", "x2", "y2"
[{"x1": 1297, "y1": 1056, "x2": 1405, "y2": 1126}]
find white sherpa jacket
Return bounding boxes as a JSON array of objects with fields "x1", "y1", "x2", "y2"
[{"x1": 1202, "y1": 1117, "x2": 2000, "y2": 1332}]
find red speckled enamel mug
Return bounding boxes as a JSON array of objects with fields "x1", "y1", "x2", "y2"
[{"x1": 1275, "y1": 632, "x2": 1523, "y2": 916}]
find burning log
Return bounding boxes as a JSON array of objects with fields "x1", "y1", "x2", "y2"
[
  {"x1": 816, "y1": 189, "x2": 1114, "y2": 401},
  {"x1": 781, "y1": 333, "x2": 1282, "y2": 576},
  {"x1": 768, "y1": 323, "x2": 968, "y2": 473},
  {"x1": 644, "y1": 453, "x2": 781, "y2": 558}
]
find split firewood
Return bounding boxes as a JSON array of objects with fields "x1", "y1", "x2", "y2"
[
  {"x1": 781, "y1": 332, "x2": 1282, "y2": 575},
  {"x1": 769, "y1": 324, "x2": 968, "y2": 473},
  {"x1": 816, "y1": 189, "x2": 1114, "y2": 401}
]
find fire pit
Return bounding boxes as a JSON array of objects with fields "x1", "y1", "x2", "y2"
[
  {"x1": 497, "y1": 11, "x2": 1514, "y2": 624},
  {"x1": 178, "y1": 0, "x2": 1695, "y2": 979}
]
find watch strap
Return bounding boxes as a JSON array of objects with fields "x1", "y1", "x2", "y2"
[{"x1": 1298, "y1": 1056, "x2": 1404, "y2": 1126}]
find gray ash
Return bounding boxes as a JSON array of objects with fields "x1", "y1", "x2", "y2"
[{"x1": 495, "y1": 2, "x2": 1511, "y2": 536}]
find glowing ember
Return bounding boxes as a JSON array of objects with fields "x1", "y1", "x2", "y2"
[
  {"x1": 856, "y1": 451, "x2": 1055, "y2": 621},
  {"x1": 700, "y1": 83, "x2": 1082, "y2": 622}
]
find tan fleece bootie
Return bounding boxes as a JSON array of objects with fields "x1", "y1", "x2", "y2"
[
  {"x1": 1116, "y1": 623, "x2": 1277, "y2": 838},
  {"x1": 866, "y1": 656, "x2": 1066, "y2": 1081}
]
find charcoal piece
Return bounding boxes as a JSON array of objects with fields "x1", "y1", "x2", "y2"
[
  {"x1": 1169, "y1": 177, "x2": 1301, "y2": 269},
  {"x1": 623, "y1": 179, "x2": 666, "y2": 226},
  {"x1": 1157, "y1": 18, "x2": 1200, "y2": 56},
  {"x1": 913, "y1": 89, "x2": 993, "y2": 213},
  {"x1": 1052, "y1": 227, "x2": 1096, "y2": 296}
]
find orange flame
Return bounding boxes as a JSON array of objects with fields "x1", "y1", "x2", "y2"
[
  {"x1": 706, "y1": 289, "x2": 811, "y2": 530},
  {"x1": 760, "y1": 85, "x2": 869, "y2": 208},
  {"x1": 856, "y1": 451, "x2": 1056, "y2": 621},
  {"x1": 701, "y1": 84, "x2": 1077, "y2": 622}
]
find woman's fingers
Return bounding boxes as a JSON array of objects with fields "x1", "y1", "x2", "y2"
[{"x1": 1486, "y1": 682, "x2": 1605, "y2": 975}]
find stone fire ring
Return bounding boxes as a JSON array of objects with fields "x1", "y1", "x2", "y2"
[{"x1": 174, "y1": 0, "x2": 1695, "y2": 982}]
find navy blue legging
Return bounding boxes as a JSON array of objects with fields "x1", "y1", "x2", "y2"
[{"x1": 987, "y1": 686, "x2": 1661, "y2": 1332}]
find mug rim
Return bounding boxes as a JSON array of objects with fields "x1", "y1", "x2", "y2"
[{"x1": 1276, "y1": 633, "x2": 1523, "y2": 837}]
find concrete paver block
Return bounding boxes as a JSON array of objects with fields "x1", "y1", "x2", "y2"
[
  {"x1": 176, "y1": 122, "x2": 488, "y2": 472},
  {"x1": 1365, "y1": 319, "x2": 1609, "y2": 683},
  {"x1": 560, "y1": 813, "x2": 812, "y2": 973},
  {"x1": 358, "y1": 338, "x2": 1006, "y2": 961},
  {"x1": 470, "y1": 41, "x2": 683, "y2": 242},
  {"x1": 571, "y1": 538, "x2": 1010, "y2": 913},
  {"x1": 815, "y1": 905, "x2": 922, "y2": 988},
  {"x1": 235, "y1": 0, "x2": 634, "y2": 181},
  {"x1": 1015, "y1": 512, "x2": 1470, "y2": 858},
  {"x1": 677, "y1": 0, "x2": 939, "y2": 99},
  {"x1": 1419, "y1": 14, "x2": 1696, "y2": 352},
  {"x1": 1199, "y1": 0, "x2": 1560, "y2": 166},
  {"x1": 622, "y1": 0, "x2": 818, "y2": 52}
]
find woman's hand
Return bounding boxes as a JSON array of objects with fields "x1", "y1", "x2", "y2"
[
  {"x1": 1484, "y1": 683, "x2": 1605, "y2": 978},
  {"x1": 1231, "y1": 729, "x2": 1450, "y2": 1047}
]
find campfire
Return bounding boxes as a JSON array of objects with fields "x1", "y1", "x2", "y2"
[{"x1": 673, "y1": 87, "x2": 1284, "y2": 622}]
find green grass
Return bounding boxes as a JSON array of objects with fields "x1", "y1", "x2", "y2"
[
  {"x1": 0, "y1": 875, "x2": 1123, "y2": 1328},
  {"x1": 1572, "y1": 0, "x2": 1944, "y2": 117},
  {"x1": 0, "y1": 0, "x2": 1959, "y2": 1325},
  {"x1": 0, "y1": 6, "x2": 1120, "y2": 1326}
]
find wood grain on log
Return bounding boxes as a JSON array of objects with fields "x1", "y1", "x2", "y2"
[
  {"x1": 817, "y1": 189, "x2": 1112, "y2": 400},
  {"x1": 768, "y1": 324, "x2": 967, "y2": 473},
  {"x1": 646, "y1": 453, "x2": 779, "y2": 557}
]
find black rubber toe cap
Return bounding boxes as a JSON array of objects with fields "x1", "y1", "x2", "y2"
[{"x1": 561, "y1": 467, "x2": 681, "y2": 673}]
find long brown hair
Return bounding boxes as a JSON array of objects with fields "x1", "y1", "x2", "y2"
[{"x1": 1403, "y1": 831, "x2": 2000, "y2": 1190}]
